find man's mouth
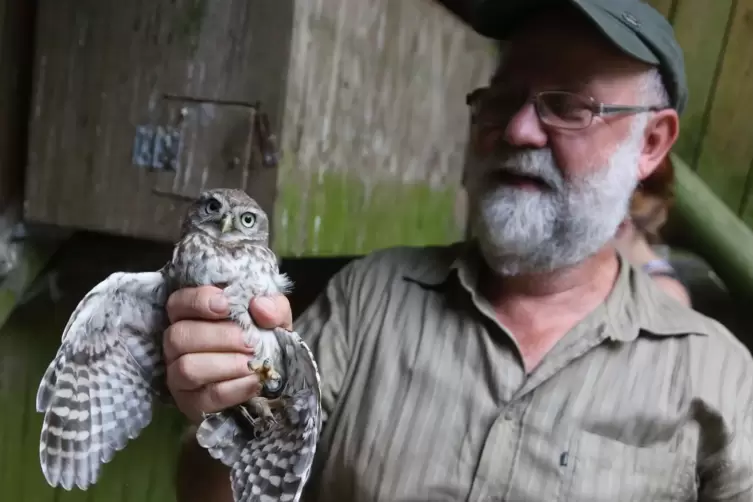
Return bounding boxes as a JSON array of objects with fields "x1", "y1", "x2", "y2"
[{"x1": 492, "y1": 170, "x2": 551, "y2": 190}]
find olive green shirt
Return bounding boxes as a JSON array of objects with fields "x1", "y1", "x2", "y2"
[{"x1": 295, "y1": 242, "x2": 753, "y2": 501}]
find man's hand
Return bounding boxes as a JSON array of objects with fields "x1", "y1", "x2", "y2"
[{"x1": 163, "y1": 285, "x2": 293, "y2": 423}]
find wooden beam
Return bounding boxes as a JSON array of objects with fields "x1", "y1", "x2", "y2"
[{"x1": 667, "y1": 154, "x2": 753, "y2": 306}]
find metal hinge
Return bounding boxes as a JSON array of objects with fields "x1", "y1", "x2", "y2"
[
  {"x1": 132, "y1": 124, "x2": 182, "y2": 171},
  {"x1": 253, "y1": 102, "x2": 280, "y2": 168}
]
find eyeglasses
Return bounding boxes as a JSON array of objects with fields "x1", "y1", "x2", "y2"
[{"x1": 465, "y1": 87, "x2": 668, "y2": 131}]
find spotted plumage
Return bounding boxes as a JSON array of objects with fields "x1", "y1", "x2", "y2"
[{"x1": 35, "y1": 188, "x2": 323, "y2": 502}]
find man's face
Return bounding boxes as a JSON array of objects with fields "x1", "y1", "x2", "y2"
[{"x1": 464, "y1": 11, "x2": 658, "y2": 276}]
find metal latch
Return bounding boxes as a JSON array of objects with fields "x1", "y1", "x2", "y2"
[{"x1": 132, "y1": 124, "x2": 182, "y2": 171}]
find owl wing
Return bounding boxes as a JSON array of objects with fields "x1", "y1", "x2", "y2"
[
  {"x1": 196, "y1": 327, "x2": 323, "y2": 502},
  {"x1": 35, "y1": 270, "x2": 170, "y2": 491}
]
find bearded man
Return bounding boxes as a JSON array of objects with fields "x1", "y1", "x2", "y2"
[{"x1": 163, "y1": 1, "x2": 753, "y2": 500}]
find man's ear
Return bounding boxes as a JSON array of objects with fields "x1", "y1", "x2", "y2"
[{"x1": 638, "y1": 109, "x2": 679, "y2": 181}]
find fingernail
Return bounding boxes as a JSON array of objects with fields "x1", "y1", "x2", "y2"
[
  {"x1": 253, "y1": 297, "x2": 275, "y2": 315},
  {"x1": 209, "y1": 294, "x2": 228, "y2": 313}
]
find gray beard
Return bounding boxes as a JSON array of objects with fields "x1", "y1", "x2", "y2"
[{"x1": 465, "y1": 119, "x2": 646, "y2": 276}]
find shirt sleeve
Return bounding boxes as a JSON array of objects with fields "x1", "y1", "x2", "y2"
[{"x1": 293, "y1": 260, "x2": 359, "y2": 422}]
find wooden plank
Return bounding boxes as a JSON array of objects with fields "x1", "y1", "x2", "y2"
[
  {"x1": 0, "y1": 0, "x2": 34, "y2": 212},
  {"x1": 24, "y1": 0, "x2": 293, "y2": 244},
  {"x1": 274, "y1": 0, "x2": 497, "y2": 257},
  {"x1": 670, "y1": 0, "x2": 734, "y2": 165},
  {"x1": 693, "y1": 0, "x2": 753, "y2": 215}
]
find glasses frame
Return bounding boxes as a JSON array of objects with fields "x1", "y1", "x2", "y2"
[{"x1": 466, "y1": 87, "x2": 670, "y2": 131}]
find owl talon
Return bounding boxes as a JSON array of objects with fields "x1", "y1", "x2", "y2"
[{"x1": 248, "y1": 358, "x2": 282, "y2": 392}]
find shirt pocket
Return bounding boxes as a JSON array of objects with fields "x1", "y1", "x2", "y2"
[{"x1": 562, "y1": 429, "x2": 698, "y2": 502}]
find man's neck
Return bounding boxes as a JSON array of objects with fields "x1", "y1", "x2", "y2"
[
  {"x1": 483, "y1": 246, "x2": 620, "y2": 303},
  {"x1": 480, "y1": 246, "x2": 621, "y2": 372}
]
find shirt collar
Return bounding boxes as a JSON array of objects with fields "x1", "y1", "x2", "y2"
[{"x1": 403, "y1": 241, "x2": 710, "y2": 341}]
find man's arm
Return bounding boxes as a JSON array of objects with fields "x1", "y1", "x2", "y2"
[
  {"x1": 697, "y1": 355, "x2": 753, "y2": 501},
  {"x1": 698, "y1": 425, "x2": 753, "y2": 501},
  {"x1": 173, "y1": 261, "x2": 359, "y2": 501},
  {"x1": 175, "y1": 425, "x2": 234, "y2": 502}
]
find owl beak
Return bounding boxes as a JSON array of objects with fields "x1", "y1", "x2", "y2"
[{"x1": 220, "y1": 213, "x2": 234, "y2": 233}]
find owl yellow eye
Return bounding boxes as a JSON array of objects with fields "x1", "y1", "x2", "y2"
[
  {"x1": 206, "y1": 198, "x2": 222, "y2": 213},
  {"x1": 240, "y1": 212, "x2": 256, "y2": 228}
]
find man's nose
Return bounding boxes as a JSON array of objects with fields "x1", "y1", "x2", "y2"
[{"x1": 502, "y1": 101, "x2": 548, "y2": 149}]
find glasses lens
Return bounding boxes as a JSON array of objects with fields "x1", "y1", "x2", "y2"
[
  {"x1": 536, "y1": 92, "x2": 592, "y2": 129},
  {"x1": 467, "y1": 88, "x2": 528, "y2": 128}
]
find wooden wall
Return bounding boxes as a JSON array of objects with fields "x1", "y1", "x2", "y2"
[
  {"x1": 272, "y1": 0, "x2": 496, "y2": 257},
  {"x1": 647, "y1": 0, "x2": 753, "y2": 227}
]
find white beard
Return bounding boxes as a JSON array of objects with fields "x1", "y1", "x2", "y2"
[{"x1": 465, "y1": 117, "x2": 647, "y2": 276}]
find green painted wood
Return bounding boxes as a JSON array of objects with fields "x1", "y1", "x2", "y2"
[
  {"x1": 0, "y1": 232, "x2": 192, "y2": 502},
  {"x1": 669, "y1": 154, "x2": 753, "y2": 312},
  {"x1": 272, "y1": 0, "x2": 496, "y2": 257},
  {"x1": 693, "y1": 1, "x2": 753, "y2": 215},
  {"x1": 0, "y1": 235, "x2": 63, "y2": 501},
  {"x1": 273, "y1": 154, "x2": 465, "y2": 257},
  {"x1": 0, "y1": 289, "x2": 187, "y2": 502},
  {"x1": 646, "y1": 0, "x2": 676, "y2": 18},
  {"x1": 669, "y1": 0, "x2": 734, "y2": 167}
]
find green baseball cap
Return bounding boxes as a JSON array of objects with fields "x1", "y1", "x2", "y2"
[{"x1": 468, "y1": 0, "x2": 688, "y2": 115}]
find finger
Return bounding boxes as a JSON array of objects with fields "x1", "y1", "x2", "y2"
[
  {"x1": 250, "y1": 295, "x2": 293, "y2": 330},
  {"x1": 166, "y1": 286, "x2": 229, "y2": 323},
  {"x1": 177, "y1": 375, "x2": 261, "y2": 423},
  {"x1": 167, "y1": 352, "x2": 256, "y2": 391},
  {"x1": 163, "y1": 320, "x2": 252, "y2": 364}
]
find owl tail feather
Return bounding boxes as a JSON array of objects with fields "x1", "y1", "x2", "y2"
[{"x1": 195, "y1": 411, "x2": 244, "y2": 468}]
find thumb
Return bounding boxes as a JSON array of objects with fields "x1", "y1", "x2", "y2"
[{"x1": 250, "y1": 296, "x2": 293, "y2": 330}]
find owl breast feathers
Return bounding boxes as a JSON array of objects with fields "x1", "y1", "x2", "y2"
[{"x1": 35, "y1": 188, "x2": 323, "y2": 502}]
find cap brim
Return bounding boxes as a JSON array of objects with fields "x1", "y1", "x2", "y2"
[{"x1": 471, "y1": 0, "x2": 659, "y2": 65}]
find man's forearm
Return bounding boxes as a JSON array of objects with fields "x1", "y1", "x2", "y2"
[{"x1": 175, "y1": 425, "x2": 234, "y2": 502}]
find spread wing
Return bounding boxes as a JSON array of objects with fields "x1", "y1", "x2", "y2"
[
  {"x1": 196, "y1": 327, "x2": 322, "y2": 502},
  {"x1": 35, "y1": 270, "x2": 170, "y2": 490}
]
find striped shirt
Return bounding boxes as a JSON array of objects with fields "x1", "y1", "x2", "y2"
[{"x1": 296, "y1": 242, "x2": 753, "y2": 501}]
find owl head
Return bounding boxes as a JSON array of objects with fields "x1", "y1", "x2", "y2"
[{"x1": 181, "y1": 188, "x2": 270, "y2": 244}]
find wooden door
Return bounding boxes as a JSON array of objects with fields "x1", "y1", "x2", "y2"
[{"x1": 23, "y1": 0, "x2": 294, "y2": 243}]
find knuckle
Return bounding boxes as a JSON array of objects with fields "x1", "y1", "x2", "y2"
[
  {"x1": 163, "y1": 321, "x2": 189, "y2": 356},
  {"x1": 203, "y1": 383, "x2": 226, "y2": 412},
  {"x1": 221, "y1": 322, "x2": 244, "y2": 345},
  {"x1": 173, "y1": 355, "x2": 202, "y2": 389},
  {"x1": 165, "y1": 289, "x2": 188, "y2": 319}
]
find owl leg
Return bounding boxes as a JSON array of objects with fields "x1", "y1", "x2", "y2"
[
  {"x1": 248, "y1": 359, "x2": 283, "y2": 394},
  {"x1": 240, "y1": 397, "x2": 286, "y2": 431},
  {"x1": 220, "y1": 283, "x2": 253, "y2": 331}
]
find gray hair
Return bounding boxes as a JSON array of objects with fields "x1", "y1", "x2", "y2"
[{"x1": 641, "y1": 67, "x2": 671, "y2": 108}]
